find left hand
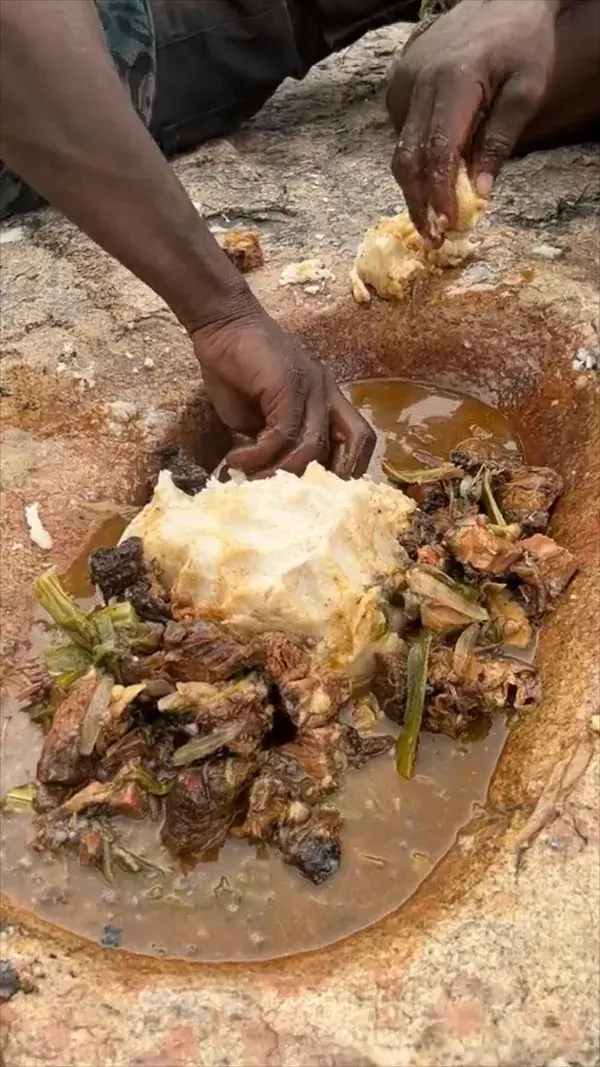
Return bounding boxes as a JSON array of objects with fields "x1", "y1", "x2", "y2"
[
  {"x1": 386, "y1": 0, "x2": 559, "y2": 239},
  {"x1": 193, "y1": 306, "x2": 375, "y2": 480}
]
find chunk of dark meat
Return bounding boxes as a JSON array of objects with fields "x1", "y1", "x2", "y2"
[
  {"x1": 90, "y1": 539, "x2": 172, "y2": 622},
  {"x1": 162, "y1": 619, "x2": 258, "y2": 683},
  {"x1": 264, "y1": 724, "x2": 391, "y2": 800},
  {"x1": 496, "y1": 467, "x2": 563, "y2": 531},
  {"x1": 90, "y1": 538, "x2": 145, "y2": 602},
  {"x1": 371, "y1": 637, "x2": 408, "y2": 723},
  {"x1": 279, "y1": 669, "x2": 352, "y2": 729},
  {"x1": 159, "y1": 445, "x2": 208, "y2": 496},
  {"x1": 239, "y1": 752, "x2": 322, "y2": 842},
  {"x1": 449, "y1": 445, "x2": 520, "y2": 473},
  {"x1": 278, "y1": 808, "x2": 342, "y2": 884},
  {"x1": 512, "y1": 534, "x2": 578, "y2": 616},
  {"x1": 124, "y1": 580, "x2": 172, "y2": 624},
  {"x1": 96, "y1": 729, "x2": 150, "y2": 781},
  {"x1": 446, "y1": 516, "x2": 523, "y2": 576},
  {"x1": 160, "y1": 677, "x2": 272, "y2": 760},
  {"x1": 33, "y1": 781, "x2": 67, "y2": 814},
  {"x1": 161, "y1": 758, "x2": 256, "y2": 858},
  {"x1": 249, "y1": 632, "x2": 310, "y2": 685},
  {"x1": 36, "y1": 674, "x2": 98, "y2": 786},
  {"x1": 397, "y1": 511, "x2": 439, "y2": 562},
  {"x1": 32, "y1": 812, "x2": 90, "y2": 853},
  {"x1": 424, "y1": 646, "x2": 541, "y2": 738}
]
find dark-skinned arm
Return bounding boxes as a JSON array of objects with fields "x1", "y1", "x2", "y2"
[{"x1": 0, "y1": 0, "x2": 374, "y2": 477}]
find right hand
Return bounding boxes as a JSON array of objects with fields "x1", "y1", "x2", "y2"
[
  {"x1": 387, "y1": 0, "x2": 559, "y2": 238},
  {"x1": 192, "y1": 307, "x2": 375, "y2": 480}
]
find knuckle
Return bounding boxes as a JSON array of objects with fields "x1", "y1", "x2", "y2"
[{"x1": 394, "y1": 142, "x2": 420, "y2": 178}]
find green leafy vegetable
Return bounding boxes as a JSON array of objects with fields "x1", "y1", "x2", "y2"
[
  {"x1": 382, "y1": 460, "x2": 461, "y2": 486},
  {"x1": 172, "y1": 723, "x2": 244, "y2": 766},
  {"x1": 128, "y1": 766, "x2": 173, "y2": 796},
  {"x1": 0, "y1": 783, "x2": 35, "y2": 811},
  {"x1": 396, "y1": 631, "x2": 432, "y2": 779},
  {"x1": 80, "y1": 673, "x2": 114, "y2": 756},
  {"x1": 45, "y1": 642, "x2": 92, "y2": 690},
  {"x1": 35, "y1": 570, "x2": 160, "y2": 689},
  {"x1": 482, "y1": 469, "x2": 506, "y2": 527},
  {"x1": 34, "y1": 569, "x2": 97, "y2": 651}
]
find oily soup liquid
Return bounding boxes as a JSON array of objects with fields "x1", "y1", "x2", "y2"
[{"x1": 0, "y1": 380, "x2": 521, "y2": 961}]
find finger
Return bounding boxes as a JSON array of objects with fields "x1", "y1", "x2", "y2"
[
  {"x1": 391, "y1": 76, "x2": 435, "y2": 237},
  {"x1": 226, "y1": 372, "x2": 306, "y2": 475},
  {"x1": 258, "y1": 378, "x2": 329, "y2": 479},
  {"x1": 424, "y1": 70, "x2": 484, "y2": 228},
  {"x1": 471, "y1": 71, "x2": 546, "y2": 190},
  {"x1": 386, "y1": 59, "x2": 414, "y2": 133},
  {"x1": 328, "y1": 387, "x2": 376, "y2": 480}
]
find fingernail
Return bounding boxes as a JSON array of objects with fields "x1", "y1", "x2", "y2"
[{"x1": 476, "y1": 173, "x2": 494, "y2": 198}]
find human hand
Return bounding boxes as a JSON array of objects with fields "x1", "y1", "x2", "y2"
[
  {"x1": 386, "y1": 0, "x2": 559, "y2": 239},
  {"x1": 192, "y1": 307, "x2": 375, "y2": 479}
]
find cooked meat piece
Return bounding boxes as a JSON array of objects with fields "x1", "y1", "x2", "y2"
[
  {"x1": 496, "y1": 467, "x2": 563, "y2": 531},
  {"x1": 63, "y1": 778, "x2": 148, "y2": 819},
  {"x1": 485, "y1": 585, "x2": 532, "y2": 648},
  {"x1": 280, "y1": 669, "x2": 352, "y2": 729},
  {"x1": 90, "y1": 538, "x2": 145, "y2": 602},
  {"x1": 371, "y1": 637, "x2": 408, "y2": 723},
  {"x1": 32, "y1": 812, "x2": 89, "y2": 853},
  {"x1": 446, "y1": 517, "x2": 523, "y2": 576},
  {"x1": 239, "y1": 756, "x2": 317, "y2": 843},
  {"x1": 90, "y1": 539, "x2": 171, "y2": 622},
  {"x1": 162, "y1": 619, "x2": 256, "y2": 683},
  {"x1": 238, "y1": 722, "x2": 390, "y2": 853},
  {"x1": 397, "y1": 511, "x2": 439, "y2": 561},
  {"x1": 512, "y1": 534, "x2": 578, "y2": 615},
  {"x1": 78, "y1": 828, "x2": 105, "y2": 868},
  {"x1": 33, "y1": 781, "x2": 67, "y2": 814},
  {"x1": 340, "y1": 725, "x2": 394, "y2": 766},
  {"x1": 218, "y1": 229, "x2": 264, "y2": 274},
  {"x1": 96, "y1": 729, "x2": 150, "y2": 781},
  {"x1": 417, "y1": 543, "x2": 447, "y2": 568},
  {"x1": 407, "y1": 566, "x2": 489, "y2": 633},
  {"x1": 425, "y1": 645, "x2": 541, "y2": 738},
  {"x1": 124, "y1": 580, "x2": 172, "y2": 624},
  {"x1": 278, "y1": 808, "x2": 342, "y2": 884},
  {"x1": 159, "y1": 445, "x2": 208, "y2": 496},
  {"x1": 285, "y1": 722, "x2": 393, "y2": 784},
  {"x1": 424, "y1": 689, "x2": 489, "y2": 739},
  {"x1": 249, "y1": 632, "x2": 310, "y2": 685},
  {"x1": 96, "y1": 683, "x2": 146, "y2": 754},
  {"x1": 160, "y1": 677, "x2": 272, "y2": 760},
  {"x1": 161, "y1": 758, "x2": 256, "y2": 858},
  {"x1": 449, "y1": 446, "x2": 520, "y2": 473},
  {"x1": 36, "y1": 674, "x2": 99, "y2": 786}
]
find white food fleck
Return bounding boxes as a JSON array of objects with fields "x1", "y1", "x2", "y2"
[
  {"x1": 279, "y1": 259, "x2": 335, "y2": 287},
  {"x1": 25, "y1": 503, "x2": 53, "y2": 551}
]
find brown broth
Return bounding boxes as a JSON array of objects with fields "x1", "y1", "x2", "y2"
[
  {"x1": 348, "y1": 377, "x2": 522, "y2": 481},
  {"x1": 0, "y1": 381, "x2": 521, "y2": 962}
]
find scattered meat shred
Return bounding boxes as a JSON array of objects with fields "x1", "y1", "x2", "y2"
[{"x1": 26, "y1": 445, "x2": 576, "y2": 886}]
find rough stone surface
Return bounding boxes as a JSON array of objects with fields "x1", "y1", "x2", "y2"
[{"x1": 1, "y1": 26, "x2": 599, "y2": 1067}]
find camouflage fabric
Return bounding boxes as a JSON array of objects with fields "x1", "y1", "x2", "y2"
[{"x1": 0, "y1": 0, "x2": 156, "y2": 220}]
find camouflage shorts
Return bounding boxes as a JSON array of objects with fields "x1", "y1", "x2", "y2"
[{"x1": 0, "y1": 0, "x2": 156, "y2": 220}]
